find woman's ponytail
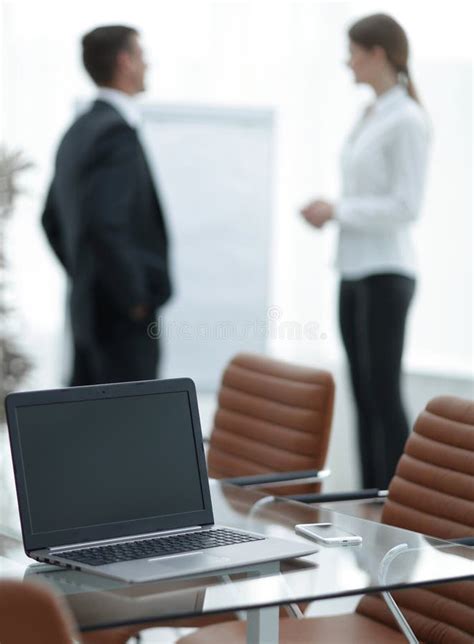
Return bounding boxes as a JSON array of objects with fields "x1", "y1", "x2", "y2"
[
  {"x1": 349, "y1": 14, "x2": 423, "y2": 105},
  {"x1": 399, "y1": 65, "x2": 420, "y2": 104},
  {"x1": 405, "y1": 70, "x2": 420, "y2": 104}
]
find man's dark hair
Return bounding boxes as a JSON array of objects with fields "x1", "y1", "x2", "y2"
[{"x1": 81, "y1": 25, "x2": 138, "y2": 86}]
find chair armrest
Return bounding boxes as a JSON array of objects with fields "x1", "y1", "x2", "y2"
[
  {"x1": 222, "y1": 469, "x2": 331, "y2": 488},
  {"x1": 285, "y1": 488, "x2": 388, "y2": 504},
  {"x1": 449, "y1": 537, "x2": 474, "y2": 547}
]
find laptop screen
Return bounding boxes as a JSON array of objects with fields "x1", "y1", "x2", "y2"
[{"x1": 14, "y1": 390, "x2": 206, "y2": 538}]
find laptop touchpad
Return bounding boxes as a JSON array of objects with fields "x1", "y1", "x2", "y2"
[{"x1": 148, "y1": 552, "x2": 231, "y2": 574}]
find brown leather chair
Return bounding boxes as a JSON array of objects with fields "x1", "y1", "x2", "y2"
[
  {"x1": 0, "y1": 580, "x2": 74, "y2": 644},
  {"x1": 177, "y1": 395, "x2": 474, "y2": 644},
  {"x1": 0, "y1": 579, "x2": 138, "y2": 644},
  {"x1": 207, "y1": 352, "x2": 335, "y2": 495}
]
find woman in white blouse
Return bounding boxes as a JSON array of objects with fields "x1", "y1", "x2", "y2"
[{"x1": 301, "y1": 14, "x2": 430, "y2": 489}]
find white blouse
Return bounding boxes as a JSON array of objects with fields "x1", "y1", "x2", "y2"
[{"x1": 334, "y1": 84, "x2": 430, "y2": 279}]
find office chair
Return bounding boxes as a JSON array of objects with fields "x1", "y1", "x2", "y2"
[
  {"x1": 177, "y1": 395, "x2": 474, "y2": 644},
  {"x1": 207, "y1": 352, "x2": 335, "y2": 495},
  {"x1": 0, "y1": 579, "x2": 74, "y2": 644},
  {"x1": 0, "y1": 579, "x2": 141, "y2": 644}
]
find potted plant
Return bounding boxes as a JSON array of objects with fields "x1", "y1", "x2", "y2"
[{"x1": 0, "y1": 147, "x2": 33, "y2": 420}]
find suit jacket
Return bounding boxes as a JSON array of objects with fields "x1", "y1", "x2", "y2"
[{"x1": 42, "y1": 100, "x2": 172, "y2": 344}]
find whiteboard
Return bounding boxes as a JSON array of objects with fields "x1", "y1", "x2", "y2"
[{"x1": 141, "y1": 104, "x2": 274, "y2": 391}]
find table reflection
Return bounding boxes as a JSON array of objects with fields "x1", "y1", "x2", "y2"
[{"x1": 0, "y1": 474, "x2": 473, "y2": 632}]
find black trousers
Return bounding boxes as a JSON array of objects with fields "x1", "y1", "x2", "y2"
[
  {"x1": 70, "y1": 311, "x2": 159, "y2": 386},
  {"x1": 339, "y1": 273, "x2": 415, "y2": 489}
]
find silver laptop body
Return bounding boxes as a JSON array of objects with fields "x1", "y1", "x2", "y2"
[{"x1": 6, "y1": 378, "x2": 316, "y2": 583}]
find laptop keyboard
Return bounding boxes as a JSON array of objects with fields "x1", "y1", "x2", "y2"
[{"x1": 57, "y1": 528, "x2": 265, "y2": 567}]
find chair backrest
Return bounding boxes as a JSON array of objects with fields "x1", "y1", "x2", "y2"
[
  {"x1": 357, "y1": 396, "x2": 474, "y2": 644},
  {"x1": 206, "y1": 352, "x2": 335, "y2": 495},
  {"x1": 0, "y1": 580, "x2": 74, "y2": 644}
]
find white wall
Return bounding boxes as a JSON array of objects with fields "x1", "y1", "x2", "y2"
[
  {"x1": 1, "y1": 0, "x2": 472, "y2": 389},
  {"x1": 0, "y1": 2, "x2": 5, "y2": 142}
]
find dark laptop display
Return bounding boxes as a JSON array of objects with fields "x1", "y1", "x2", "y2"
[
  {"x1": 16, "y1": 392, "x2": 205, "y2": 536},
  {"x1": 7, "y1": 379, "x2": 214, "y2": 553}
]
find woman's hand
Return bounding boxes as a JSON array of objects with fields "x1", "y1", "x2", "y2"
[{"x1": 300, "y1": 199, "x2": 334, "y2": 229}]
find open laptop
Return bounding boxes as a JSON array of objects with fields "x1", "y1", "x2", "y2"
[{"x1": 6, "y1": 378, "x2": 316, "y2": 583}]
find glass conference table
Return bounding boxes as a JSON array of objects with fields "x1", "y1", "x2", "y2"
[{"x1": 1, "y1": 480, "x2": 474, "y2": 643}]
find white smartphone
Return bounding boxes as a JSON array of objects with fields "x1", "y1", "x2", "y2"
[{"x1": 295, "y1": 523, "x2": 362, "y2": 546}]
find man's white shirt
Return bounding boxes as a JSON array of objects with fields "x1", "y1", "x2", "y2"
[{"x1": 96, "y1": 87, "x2": 142, "y2": 128}]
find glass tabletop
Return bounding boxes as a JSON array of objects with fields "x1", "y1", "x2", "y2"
[{"x1": 1, "y1": 479, "x2": 473, "y2": 632}]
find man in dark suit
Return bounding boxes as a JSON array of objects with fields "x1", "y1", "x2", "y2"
[{"x1": 42, "y1": 25, "x2": 171, "y2": 385}]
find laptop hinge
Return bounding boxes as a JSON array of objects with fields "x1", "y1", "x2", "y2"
[{"x1": 49, "y1": 525, "x2": 205, "y2": 553}]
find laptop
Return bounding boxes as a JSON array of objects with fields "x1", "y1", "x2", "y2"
[{"x1": 6, "y1": 378, "x2": 317, "y2": 583}]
